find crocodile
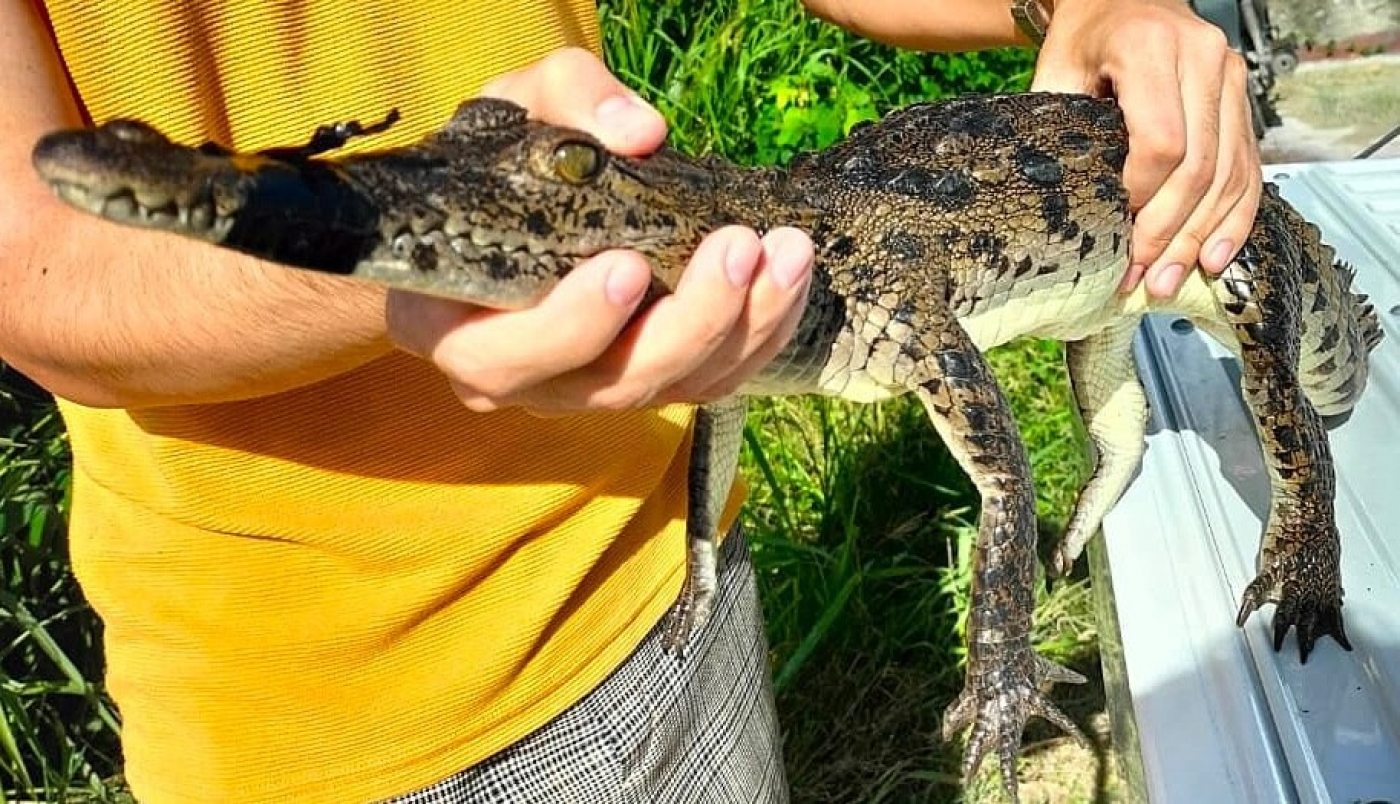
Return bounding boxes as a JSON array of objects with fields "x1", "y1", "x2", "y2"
[{"x1": 31, "y1": 92, "x2": 1383, "y2": 799}]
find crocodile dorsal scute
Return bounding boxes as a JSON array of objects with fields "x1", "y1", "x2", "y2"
[{"x1": 443, "y1": 96, "x2": 530, "y2": 136}]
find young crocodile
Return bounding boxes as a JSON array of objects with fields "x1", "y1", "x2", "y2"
[{"x1": 31, "y1": 93, "x2": 1383, "y2": 798}]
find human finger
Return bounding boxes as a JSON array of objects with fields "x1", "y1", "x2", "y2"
[
  {"x1": 1131, "y1": 27, "x2": 1235, "y2": 296},
  {"x1": 479, "y1": 46, "x2": 666, "y2": 156},
  {"x1": 1144, "y1": 55, "x2": 1261, "y2": 295},
  {"x1": 385, "y1": 250, "x2": 650, "y2": 412},
  {"x1": 1195, "y1": 54, "x2": 1262, "y2": 276},
  {"x1": 663, "y1": 226, "x2": 815, "y2": 402},
  {"x1": 526, "y1": 226, "x2": 763, "y2": 411}
]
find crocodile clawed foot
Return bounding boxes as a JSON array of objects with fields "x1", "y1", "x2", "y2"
[
  {"x1": 1047, "y1": 514, "x2": 1099, "y2": 580},
  {"x1": 1276, "y1": 595, "x2": 1352, "y2": 663},
  {"x1": 660, "y1": 535, "x2": 719, "y2": 656},
  {"x1": 1047, "y1": 541, "x2": 1077, "y2": 580},
  {"x1": 941, "y1": 654, "x2": 1087, "y2": 801},
  {"x1": 1235, "y1": 572, "x2": 1352, "y2": 663}
]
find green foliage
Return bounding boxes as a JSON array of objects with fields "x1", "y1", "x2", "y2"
[
  {"x1": 601, "y1": 0, "x2": 1035, "y2": 163},
  {"x1": 1, "y1": 365, "x2": 122, "y2": 800}
]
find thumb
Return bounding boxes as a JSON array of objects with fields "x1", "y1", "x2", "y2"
[{"x1": 479, "y1": 47, "x2": 667, "y2": 156}]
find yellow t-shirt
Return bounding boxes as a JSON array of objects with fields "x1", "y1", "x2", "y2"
[{"x1": 39, "y1": 3, "x2": 728, "y2": 802}]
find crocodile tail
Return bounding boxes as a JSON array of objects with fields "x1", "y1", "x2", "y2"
[
  {"x1": 1294, "y1": 215, "x2": 1384, "y2": 417},
  {"x1": 1341, "y1": 263, "x2": 1386, "y2": 352}
]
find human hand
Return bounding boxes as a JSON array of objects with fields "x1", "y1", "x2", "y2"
[
  {"x1": 387, "y1": 48, "x2": 815, "y2": 413},
  {"x1": 1030, "y1": 0, "x2": 1261, "y2": 297}
]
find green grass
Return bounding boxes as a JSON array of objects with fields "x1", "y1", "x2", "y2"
[
  {"x1": 600, "y1": 0, "x2": 1036, "y2": 160},
  {"x1": 2, "y1": 3, "x2": 1106, "y2": 802},
  {"x1": 1, "y1": 366, "x2": 124, "y2": 801},
  {"x1": 736, "y1": 349, "x2": 1099, "y2": 802}
]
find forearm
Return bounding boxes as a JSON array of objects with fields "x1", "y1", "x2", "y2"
[
  {"x1": 0, "y1": 206, "x2": 392, "y2": 409},
  {"x1": 801, "y1": 0, "x2": 1035, "y2": 50},
  {"x1": 0, "y1": 0, "x2": 391, "y2": 409}
]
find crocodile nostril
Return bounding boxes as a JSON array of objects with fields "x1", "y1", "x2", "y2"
[{"x1": 103, "y1": 119, "x2": 169, "y2": 145}]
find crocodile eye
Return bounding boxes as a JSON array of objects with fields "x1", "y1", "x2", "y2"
[{"x1": 550, "y1": 142, "x2": 603, "y2": 183}]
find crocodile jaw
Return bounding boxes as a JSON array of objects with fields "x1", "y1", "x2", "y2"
[
  {"x1": 43, "y1": 177, "x2": 236, "y2": 243},
  {"x1": 32, "y1": 121, "x2": 250, "y2": 243}
]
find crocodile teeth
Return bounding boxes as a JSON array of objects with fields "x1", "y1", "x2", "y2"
[
  {"x1": 144, "y1": 208, "x2": 178, "y2": 227},
  {"x1": 208, "y1": 216, "x2": 235, "y2": 242},
  {"x1": 51, "y1": 181, "x2": 101, "y2": 214},
  {"x1": 391, "y1": 228, "x2": 574, "y2": 265},
  {"x1": 187, "y1": 204, "x2": 213, "y2": 230},
  {"x1": 48, "y1": 180, "x2": 228, "y2": 240},
  {"x1": 98, "y1": 193, "x2": 136, "y2": 220},
  {"x1": 464, "y1": 227, "x2": 553, "y2": 256},
  {"x1": 131, "y1": 188, "x2": 175, "y2": 212}
]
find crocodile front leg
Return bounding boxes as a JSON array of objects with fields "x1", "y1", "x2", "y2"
[
  {"x1": 1219, "y1": 230, "x2": 1351, "y2": 661},
  {"x1": 663, "y1": 395, "x2": 748, "y2": 654},
  {"x1": 1053, "y1": 320, "x2": 1149, "y2": 575},
  {"x1": 914, "y1": 322, "x2": 1086, "y2": 798}
]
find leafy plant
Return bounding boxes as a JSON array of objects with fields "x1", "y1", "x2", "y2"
[{"x1": 1, "y1": 364, "x2": 122, "y2": 800}]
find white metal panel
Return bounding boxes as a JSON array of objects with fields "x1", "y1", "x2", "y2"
[{"x1": 1099, "y1": 158, "x2": 1400, "y2": 804}]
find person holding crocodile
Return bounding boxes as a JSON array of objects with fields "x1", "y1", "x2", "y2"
[{"x1": 0, "y1": 0, "x2": 1262, "y2": 802}]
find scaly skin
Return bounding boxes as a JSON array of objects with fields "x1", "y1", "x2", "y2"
[{"x1": 31, "y1": 93, "x2": 1383, "y2": 799}]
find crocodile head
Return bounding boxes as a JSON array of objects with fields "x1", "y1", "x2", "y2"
[
  {"x1": 340, "y1": 97, "x2": 743, "y2": 306},
  {"x1": 32, "y1": 98, "x2": 741, "y2": 308}
]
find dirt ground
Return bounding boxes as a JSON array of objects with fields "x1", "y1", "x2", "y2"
[
  {"x1": 1270, "y1": 0, "x2": 1400, "y2": 44},
  {"x1": 1261, "y1": 53, "x2": 1400, "y2": 163}
]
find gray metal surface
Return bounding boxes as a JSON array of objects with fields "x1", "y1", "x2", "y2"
[{"x1": 1099, "y1": 158, "x2": 1400, "y2": 804}]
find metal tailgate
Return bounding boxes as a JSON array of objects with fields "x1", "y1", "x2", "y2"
[{"x1": 1098, "y1": 158, "x2": 1400, "y2": 804}]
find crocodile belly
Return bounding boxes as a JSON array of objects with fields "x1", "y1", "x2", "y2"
[{"x1": 959, "y1": 252, "x2": 1129, "y2": 349}]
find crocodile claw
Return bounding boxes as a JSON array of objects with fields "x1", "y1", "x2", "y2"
[
  {"x1": 661, "y1": 534, "x2": 719, "y2": 656},
  {"x1": 1048, "y1": 541, "x2": 1077, "y2": 579},
  {"x1": 1235, "y1": 572, "x2": 1352, "y2": 663},
  {"x1": 942, "y1": 654, "x2": 1087, "y2": 799}
]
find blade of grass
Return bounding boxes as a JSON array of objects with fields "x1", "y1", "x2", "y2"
[
  {"x1": 0, "y1": 593, "x2": 120, "y2": 734},
  {"x1": 0, "y1": 686, "x2": 38, "y2": 792},
  {"x1": 772, "y1": 570, "x2": 859, "y2": 694},
  {"x1": 743, "y1": 421, "x2": 796, "y2": 537}
]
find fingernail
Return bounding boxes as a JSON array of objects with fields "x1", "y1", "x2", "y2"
[
  {"x1": 604, "y1": 258, "x2": 649, "y2": 307},
  {"x1": 1119, "y1": 263, "x2": 1147, "y2": 293},
  {"x1": 595, "y1": 93, "x2": 659, "y2": 129},
  {"x1": 764, "y1": 229, "x2": 814, "y2": 290},
  {"x1": 1148, "y1": 262, "x2": 1186, "y2": 297},
  {"x1": 1205, "y1": 239, "x2": 1236, "y2": 271},
  {"x1": 724, "y1": 236, "x2": 757, "y2": 288}
]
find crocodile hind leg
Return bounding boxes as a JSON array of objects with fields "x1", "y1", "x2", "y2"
[
  {"x1": 1052, "y1": 321, "x2": 1149, "y2": 576},
  {"x1": 1218, "y1": 231, "x2": 1352, "y2": 662},
  {"x1": 662, "y1": 395, "x2": 748, "y2": 655},
  {"x1": 914, "y1": 324, "x2": 1087, "y2": 799}
]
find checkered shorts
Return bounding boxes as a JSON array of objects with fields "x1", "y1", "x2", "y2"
[{"x1": 380, "y1": 529, "x2": 788, "y2": 804}]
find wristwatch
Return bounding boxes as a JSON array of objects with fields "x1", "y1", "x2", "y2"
[{"x1": 1010, "y1": 0, "x2": 1051, "y2": 44}]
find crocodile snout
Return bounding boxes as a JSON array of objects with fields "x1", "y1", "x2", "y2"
[{"x1": 33, "y1": 125, "x2": 252, "y2": 242}]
